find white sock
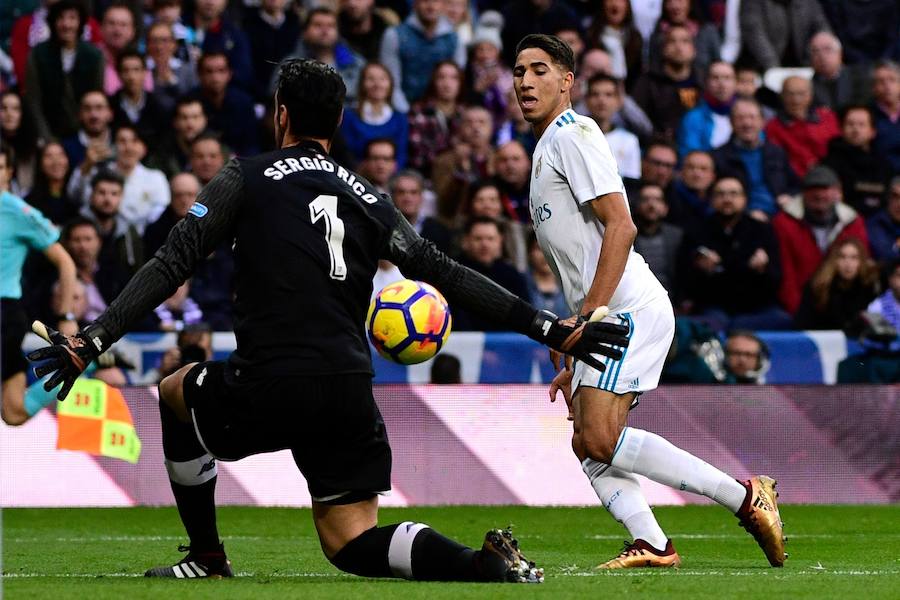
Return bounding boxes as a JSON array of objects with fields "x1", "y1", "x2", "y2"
[
  {"x1": 609, "y1": 428, "x2": 748, "y2": 513},
  {"x1": 582, "y1": 459, "x2": 668, "y2": 551}
]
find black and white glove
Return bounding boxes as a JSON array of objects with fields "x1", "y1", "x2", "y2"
[
  {"x1": 26, "y1": 322, "x2": 107, "y2": 400},
  {"x1": 528, "y1": 310, "x2": 629, "y2": 371}
]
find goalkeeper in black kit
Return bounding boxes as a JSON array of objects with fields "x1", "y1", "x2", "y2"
[{"x1": 28, "y1": 59, "x2": 629, "y2": 583}]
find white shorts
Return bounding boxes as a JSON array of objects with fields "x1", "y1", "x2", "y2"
[{"x1": 572, "y1": 297, "x2": 675, "y2": 396}]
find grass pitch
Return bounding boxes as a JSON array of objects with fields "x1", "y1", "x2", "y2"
[{"x1": 3, "y1": 505, "x2": 899, "y2": 599}]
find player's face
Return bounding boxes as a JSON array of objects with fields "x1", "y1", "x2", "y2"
[
  {"x1": 513, "y1": 47, "x2": 574, "y2": 132},
  {"x1": 834, "y1": 243, "x2": 862, "y2": 281},
  {"x1": 41, "y1": 143, "x2": 69, "y2": 183},
  {"x1": 842, "y1": 109, "x2": 875, "y2": 147}
]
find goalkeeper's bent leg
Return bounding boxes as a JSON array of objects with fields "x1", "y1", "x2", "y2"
[{"x1": 159, "y1": 398, "x2": 221, "y2": 552}]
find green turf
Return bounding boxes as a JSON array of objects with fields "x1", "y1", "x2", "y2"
[{"x1": 3, "y1": 505, "x2": 899, "y2": 598}]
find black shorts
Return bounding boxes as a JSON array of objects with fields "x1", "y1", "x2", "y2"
[
  {"x1": 182, "y1": 361, "x2": 392, "y2": 503},
  {"x1": 1, "y1": 299, "x2": 28, "y2": 382}
]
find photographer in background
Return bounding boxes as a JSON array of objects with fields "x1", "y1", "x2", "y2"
[{"x1": 153, "y1": 323, "x2": 213, "y2": 383}]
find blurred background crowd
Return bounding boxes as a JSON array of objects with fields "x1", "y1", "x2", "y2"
[{"x1": 1, "y1": 0, "x2": 899, "y2": 355}]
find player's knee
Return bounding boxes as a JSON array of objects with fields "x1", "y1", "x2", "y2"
[
  {"x1": 159, "y1": 365, "x2": 193, "y2": 422},
  {"x1": 581, "y1": 426, "x2": 623, "y2": 465},
  {"x1": 1, "y1": 403, "x2": 28, "y2": 426}
]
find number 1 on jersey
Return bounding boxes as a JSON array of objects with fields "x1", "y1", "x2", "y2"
[{"x1": 309, "y1": 194, "x2": 347, "y2": 280}]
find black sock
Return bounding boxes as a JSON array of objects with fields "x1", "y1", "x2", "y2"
[
  {"x1": 330, "y1": 523, "x2": 501, "y2": 582},
  {"x1": 159, "y1": 400, "x2": 220, "y2": 553}
]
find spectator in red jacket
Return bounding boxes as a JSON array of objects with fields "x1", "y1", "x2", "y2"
[
  {"x1": 772, "y1": 165, "x2": 869, "y2": 314},
  {"x1": 765, "y1": 76, "x2": 840, "y2": 178}
]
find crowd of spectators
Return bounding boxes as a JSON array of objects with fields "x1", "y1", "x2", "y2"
[{"x1": 1, "y1": 0, "x2": 899, "y2": 340}]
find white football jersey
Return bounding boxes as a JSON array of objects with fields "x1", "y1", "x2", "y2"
[{"x1": 529, "y1": 109, "x2": 667, "y2": 315}]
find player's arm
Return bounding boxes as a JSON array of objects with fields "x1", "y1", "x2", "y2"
[
  {"x1": 383, "y1": 208, "x2": 629, "y2": 368},
  {"x1": 582, "y1": 193, "x2": 636, "y2": 314},
  {"x1": 28, "y1": 160, "x2": 245, "y2": 399}
]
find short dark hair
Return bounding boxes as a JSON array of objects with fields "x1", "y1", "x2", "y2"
[
  {"x1": 586, "y1": 73, "x2": 620, "y2": 92},
  {"x1": 191, "y1": 131, "x2": 224, "y2": 151},
  {"x1": 275, "y1": 58, "x2": 346, "y2": 140},
  {"x1": 839, "y1": 104, "x2": 874, "y2": 127},
  {"x1": 515, "y1": 34, "x2": 575, "y2": 74},
  {"x1": 48, "y1": 0, "x2": 87, "y2": 44},
  {"x1": 304, "y1": 6, "x2": 336, "y2": 29},
  {"x1": 62, "y1": 216, "x2": 101, "y2": 242},
  {"x1": 113, "y1": 122, "x2": 145, "y2": 145},
  {"x1": 199, "y1": 51, "x2": 230, "y2": 71},
  {"x1": 175, "y1": 95, "x2": 204, "y2": 115},
  {"x1": 91, "y1": 169, "x2": 125, "y2": 191},
  {"x1": 116, "y1": 48, "x2": 146, "y2": 72},
  {"x1": 464, "y1": 215, "x2": 502, "y2": 236},
  {"x1": 363, "y1": 137, "x2": 396, "y2": 159}
]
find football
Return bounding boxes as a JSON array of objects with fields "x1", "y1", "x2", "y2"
[{"x1": 367, "y1": 279, "x2": 452, "y2": 364}]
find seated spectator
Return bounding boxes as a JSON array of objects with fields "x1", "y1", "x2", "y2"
[
  {"x1": 739, "y1": 0, "x2": 830, "y2": 70},
  {"x1": 61, "y1": 91, "x2": 114, "y2": 172},
  {"x1": 147, "y1": 97, "x2": 208, "y2": 178},
  {"x1": 459, "y1": 180, "x2": 527, "y2": 271},
  {"x1": 466, "y1": 13, "x2": 512, "y2": 125},
  {"x1": 153, "y1": 280, "x2": 204, "y2": 331},
  {"x1": 632, "y1": 25, "x2": 702, "y2": 142},
  {"x1": 765, "y1": 76, "x2": 840, "y2": 178},
  {"x1": 189, "y1": 133, "x2": 227, "y2": 185},
  {"x1": 795, "y1": 238, "x2": 879, "y2": 330},
  {"x1": 867, "y1": 176, "x2": 900, "y2": 263},
  {"x1": 144, "y1": 172, "x2": 200, "y2": 257},
  {"x1": 495, "y1": 86, "x2": 537, "y2": 156},
  {"x1": 585, "y1": 75, "x2": 641, "y2": 180},
  {"x1": 10, "y1": 0, "x2": 102, "y2": 88},
  {"x1": 78, "y1": 170, "x2": 144, "y2": 276},
  {"x1": 648, "y1": 0, "x2": 721, "y2": 75},
  {"x1": 388, "y1": 169, "x2": 452, "y2": 255},
  {"x1": 871, "y1": 60, "x2": 900, "y2": 172},
  {"x1": 822, "y1": 105, "x2": 894, "y2": 217},
  {"x1": 500, "y1": 0, "x2": 578, "y2": 66},
  {"x1": 70, "y1": 125, "x2": 170, "y2": 233},
  {"x1": 186, "y1": 0, "x2": 253, "y2": 92},
  {"x1": 407, "y1": 61, "x2": 465, "y2": 177},
  {"x1": 98, "y1": 2, "x2": 147, "y2": 96},
  {"x1": 809, "y1": 31, "x2": 869, "y2": 111},
  {"x1": 433, "y1": 106, "x2": 496, "y2": 220},
  {"x1": 773, "y1": 165, "x2": 869, "y2": 314},
  {"x1": 584, "y1": 0, "x2": 643, "y2": 90},
  {"x1": 25, "y1": 142, "x2": 79, "y2": 226},
  {"x1": 1, "y1": 91, "x2": 38, "y2": 196},
  {"x1": 341, "y1": 62, "x2": 409, "y2": 167},
  {"x1": 493, "y1": 141, "x2": 532, "y2": 224},
  {"x1": 380, "y1": 0, "x2": 465, "y2": 111},
  {"x1": 110, "y1": 50, "x2": 172, "y2": 148},
  {"x1": 338, "y1": 0, "x2": 392, "y2": 61},
  {"x1": 723, "y1": 330, "x2": 770, "y2": 385},
  {"x1": 632, "y1": 183, "x2": 684, "y2": 296},
  {"x1": 677, "y1": 61, "x2": 736, "y2": 157},
  {"x1": 197, "y1": 52, "x2": 259, "y2": 157},
  {"x1": 277, "y1": 7, "x2": 366, "y2": 105},
  {"x1": 25, "y1": 0, "x2": 104, "y2": 142},
  {"x1": 574, "y1": 48, "x2": 654, "y2": 143},
  {"x1": 867, "y1": 259, "x2": 900, "y2": 332},
  {"x1": 357, "y1": 139, "x2": 398, "y2": 194},
  {"x1": 713, "y1": 98, "x2": 796, "y2": 220},
  {"x1": 61, "y1": 217, "x2": 131, "y2": 321},
  {"x1": 671, "y1": 150, "x2": 715, "y2": 231},
  {"x1": 525, "y1": 233, "x2": 568, "y2": 318},
  {"x1": 145, "y1": 21, "x2": 197, "y2": 108},
  {"x1": 635, "y1": 141, "x2": 678, "y2": 218},
  {"x1": 243, "y1": 0, "x2": 301, "y2": 103},
  {"x1": 684, "y1": 176, "x2": 791, "y2": 330},
  {"x1": 821, "y1": 0, "x2": 900, "y2": 66},
  {"x1": 453, "y1": 216, "x2": 529, "y2": 330}
]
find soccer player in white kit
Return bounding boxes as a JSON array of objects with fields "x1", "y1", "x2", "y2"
[{"x1": 512, "y1": 34, "x2": 787, "y2": 569}]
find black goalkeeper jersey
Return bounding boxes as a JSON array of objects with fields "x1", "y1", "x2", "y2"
[{"x1": 90, "y1": 140, "x2": 537, "y2": 378}]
